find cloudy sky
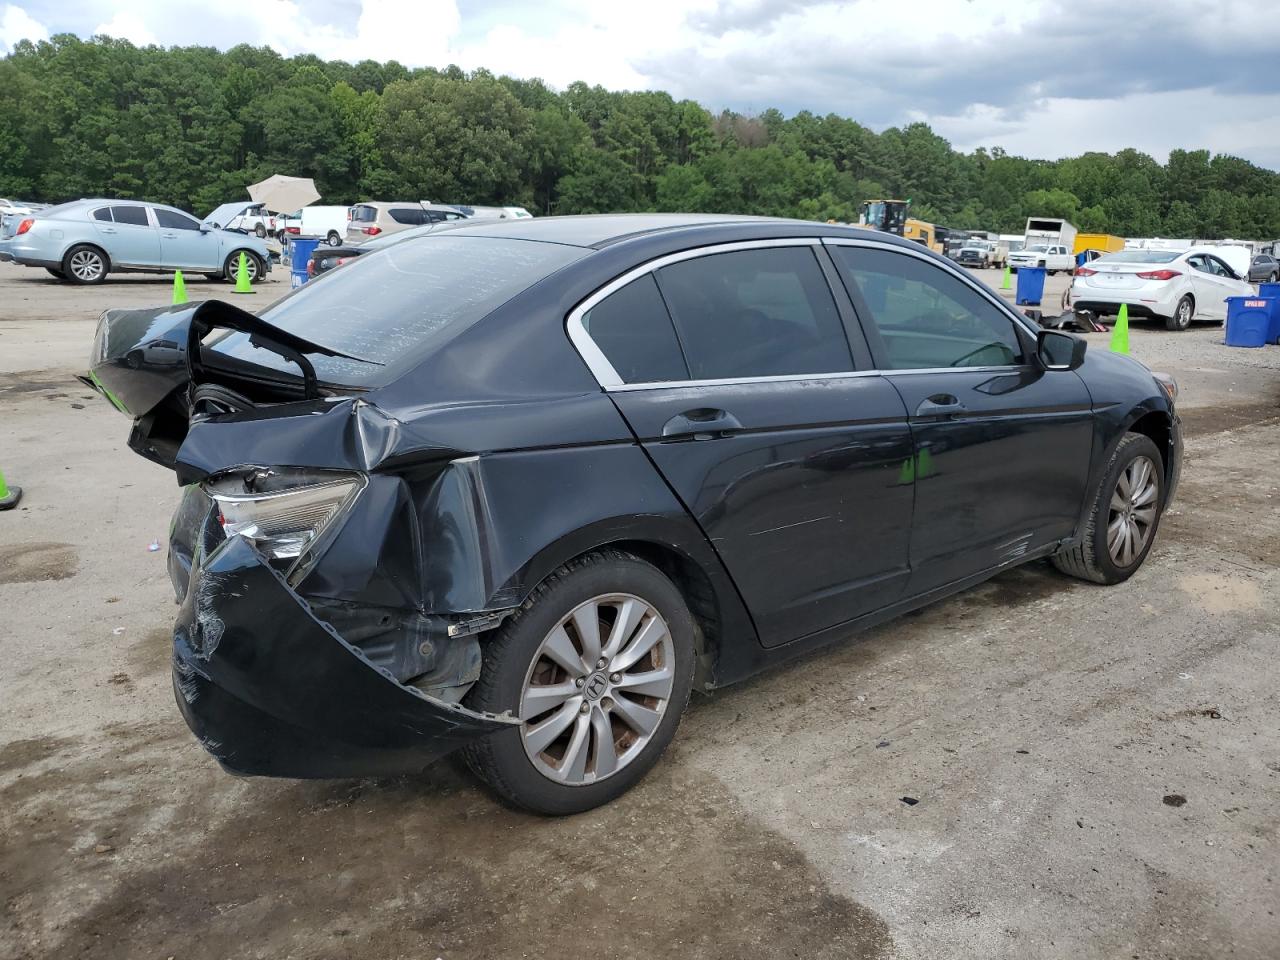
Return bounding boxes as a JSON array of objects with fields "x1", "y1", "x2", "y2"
[{"x1": 3, "y1": 0, "x2": 1279, "y2": 169}]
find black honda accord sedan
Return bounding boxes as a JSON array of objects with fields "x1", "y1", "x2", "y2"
[{"x1": 88, "y1": 214, "x2": 1181, "y2": 814}]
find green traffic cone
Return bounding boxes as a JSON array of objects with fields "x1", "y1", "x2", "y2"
[
  {"x1": 1110, "y1": 303, "x2": 1130, "y2": 354},
  {"x1": 232, "y1": 252, "x2": 256, "y2": 295},
  {"x1": 172, "y1": 269, "x2": 188, "y2": 305},
  {"x1": 0, "y1": 469, "x2": 21, "y2": 510},
  {"x1": 1000, "y1": 265, "x2": 1012, "y2": 290}
]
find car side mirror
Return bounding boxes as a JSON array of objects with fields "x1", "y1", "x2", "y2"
[
  {"x1": 1037, "y1": 329, "x2": 1086, "y2": 371},
  {"x1": 200, "y1": 223, "x2": 213, "y2": 232}
]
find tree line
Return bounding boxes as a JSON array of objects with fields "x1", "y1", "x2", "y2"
[{"x1": 2, "y1": 35, "x2": 1278, "y2": 239}]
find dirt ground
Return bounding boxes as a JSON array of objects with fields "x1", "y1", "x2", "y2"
[{"x1": 2, "y1": 260, "x2": 1279, "y2": 960}]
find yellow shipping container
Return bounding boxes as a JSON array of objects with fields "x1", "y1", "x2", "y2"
[{"x1": 1074, "y1": 233, "x2": 1125, "y2": 255}]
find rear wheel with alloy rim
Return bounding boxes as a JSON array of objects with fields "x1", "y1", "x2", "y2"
[
  {"x1": 326, "y1": 231, "x2": 341, "y2": 246},
  {"x1": 1052, "y1": 432, "x2": 1165, "y2": 584},
  {"x1": 463, "y1": 550, "x2": 695, "y2": 814},
  {"x1": 62, "y1": 244, "x2": 108, "y2": 284},
  {"x1": 1166, "y1": 294, "x2": 1194, "y2": 331}
]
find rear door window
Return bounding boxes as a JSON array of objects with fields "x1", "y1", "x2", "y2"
[
  {"x1": 833, "y1": 245, "x2": 1024, "y2": 370},
  {"x1": 655, "y1": 246, "x2": 853, "y2": 379},
  {"x1": 389, "y1": 208, "x2": 424, "y2": 225},
  {"x1": 581, "y1": 274, "x2": 688, "y2": 383},
  {"x1": 111, "y1": 205, "x2": 151, "y2": 226}
]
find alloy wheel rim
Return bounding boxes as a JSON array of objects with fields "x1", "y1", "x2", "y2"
[
  {"x1": 1107, "y1": 455, "x2": 1158, "y2": 567},
  {"x1": 70, "y1": 250, "x2": 102, "y2": 281},
  {"x1": 519, "y1": 593, "x2": 675, "y2": 786},
  {"x1": 1178, "y1": 300, "x2": 1191, "y2": 325}
]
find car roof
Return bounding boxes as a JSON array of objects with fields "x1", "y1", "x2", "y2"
[{"x1": 427, "y1": 213, "x2": 843, "y2": 248}]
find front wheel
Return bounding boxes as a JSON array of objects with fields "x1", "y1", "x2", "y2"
[
  {"x1": 223, "y1": 251, "x2": 263, "y2": 284},
  {"x1": 1053, "y1": 433, "x2": 1164, "y2": 585},
  {"x1": 1166, "y1": 294, "x2": 1194, "y2": 331},
  {"x1": 463, "y1": 550, "x2": 696, "y2": 815}
]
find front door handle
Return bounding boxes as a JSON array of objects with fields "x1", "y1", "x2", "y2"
[
  {"x1": 661, "y1": 408, "x2": 743, "y2": 439},
  {"x1": 914, "y1": 394, "x2": 967, "y2": 418}
]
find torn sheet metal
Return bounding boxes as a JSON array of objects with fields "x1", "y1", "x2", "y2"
[{"x1": 172, "y1": 536, "x2": 516, "y2": 779}]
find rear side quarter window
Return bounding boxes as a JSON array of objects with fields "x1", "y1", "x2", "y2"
[{"x1": 580, "y1": 274, "x2": 688, "y2": 384}]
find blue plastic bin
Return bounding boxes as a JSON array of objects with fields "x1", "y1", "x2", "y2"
[
  {"x1": 1015, "y1": 266, "x2": 1046, "y2": 306},
  {"x1": 288, "y1": 237, "x2": 320, "y2": 288},
  {"x1": 1259, "y1": 283, "x2": 1280, "y2": 344},
  {"x1": 1224, "y1": 297, "x2": 1269, "y2": 348}
]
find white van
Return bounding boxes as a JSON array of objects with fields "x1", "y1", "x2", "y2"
[{"x1": 280, "y1": 206, "x2": 351, "y2": 246}]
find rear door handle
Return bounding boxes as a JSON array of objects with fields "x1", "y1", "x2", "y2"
[
  {"x1": 914, "y1": 394, "x2": 966, "y2": 418},
  {"x1": 662, "y1": 408, "x2": 743, "y2": 439}
]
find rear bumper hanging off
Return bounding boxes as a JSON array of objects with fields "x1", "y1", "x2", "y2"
[{"x1": 172, "y1": 536, "x2": 517, "y2": 779}]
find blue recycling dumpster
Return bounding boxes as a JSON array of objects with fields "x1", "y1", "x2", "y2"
[
  {"x1": 288, "y1": 237, "x2": 320, "y2": 288},
  {"x1": 1015, "y1": 266, "x2": 1046, "y2": 306},
  {"x1": 1259, "y1": 282, "x2": 1280, "y2": 344},
  {"x1": 1224, "y1": 297, "x2": 1269, "y2": 348}
]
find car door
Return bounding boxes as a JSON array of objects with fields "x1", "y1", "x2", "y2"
[
  {"x1": 92, "y1": 204, "x2": 161, "y2": 267},
  {"x1": 1192, "y1": 255, "x2": 1242, "y2": 319},
  {"x1": 570, "y1": 240, "x2": 916, "y2": 647},
  {"x1": 156, "y1": 208, "x2": 222, "y2": 270},
  {"x1": 826, "y1": 239, "x2": 1095, "y2": 596}
]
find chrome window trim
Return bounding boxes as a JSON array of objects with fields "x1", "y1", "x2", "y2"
[
  {"x1": 608, "y1": 369, "x2": 883, "y2": 393},
  {"x1": 565, "y1": 237, "x2": 828, "y2": 389},
  {"x1": 820, "y1": 236, "x2": 1043, "y2": 339}
]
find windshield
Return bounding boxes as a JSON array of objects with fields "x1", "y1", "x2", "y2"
[
  {"x1": 1097, "y1": 250, "x2": 1179, "y2": 264},
  {"x1": 208, "y1": 236, "x2": 585, "y2": 388}
]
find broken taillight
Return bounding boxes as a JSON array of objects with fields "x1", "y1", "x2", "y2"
[{"x1": 208, "y1": 474, "x2": 365, "y2": 582}]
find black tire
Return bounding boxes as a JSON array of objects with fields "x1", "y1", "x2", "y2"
[
  {"x1": 254, "y1": 224, "x2": 266, "y2": 238},
  {"x1": 326, "y1": 231, "x2": 341, "y2": 246},
  {"x1": 1052, "y1": 433, "x2": 1165, "y2": 585},
  {"x1": 125, "y1": 350, "x2": 143, "y2": 370},
  {"x1": 61, "y1": 244, "x2": 109, "y2": 285},
  {"x1": 463, "y1": 549, "x2": 696, "y2": 815},
  {"x1": 223, "y1": 251, "x2": 263, "y2": 284},
  {"x1": 1268, "y1": 271, "x2": 1278, "y2": 283},
  {"x1": 1166, "y1": 294, "x2": 1194, "y2": 331}
]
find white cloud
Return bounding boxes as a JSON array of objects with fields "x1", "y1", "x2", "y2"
[
  {"x1": 93, "y1": 11, "x2": 158, "y2": 46},
  {"x1": 0, "y1": 2, "x2": 48, "y2": 53}
]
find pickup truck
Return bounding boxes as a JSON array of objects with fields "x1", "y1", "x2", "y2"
[{"x1": 1008, "y1": 243, "x2": 1074, "y2": 274}]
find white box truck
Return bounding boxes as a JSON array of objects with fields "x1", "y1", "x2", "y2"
[{"x1": 1008, "y1": 217, "x2": 1078, "y2": 274}]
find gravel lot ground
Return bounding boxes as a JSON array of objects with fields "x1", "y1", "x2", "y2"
[{"x1": 2, "y1": 260, "x2": 1278, "y2": 960}]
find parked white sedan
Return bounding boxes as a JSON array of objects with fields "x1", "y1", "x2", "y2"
[{"x1": 1070, "y1": 248, "x2": 1254, "y2": 331}]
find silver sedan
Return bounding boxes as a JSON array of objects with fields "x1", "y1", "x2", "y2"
[{"x1": 0, "y1": 199, "x2": 272, "y2": 285}]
